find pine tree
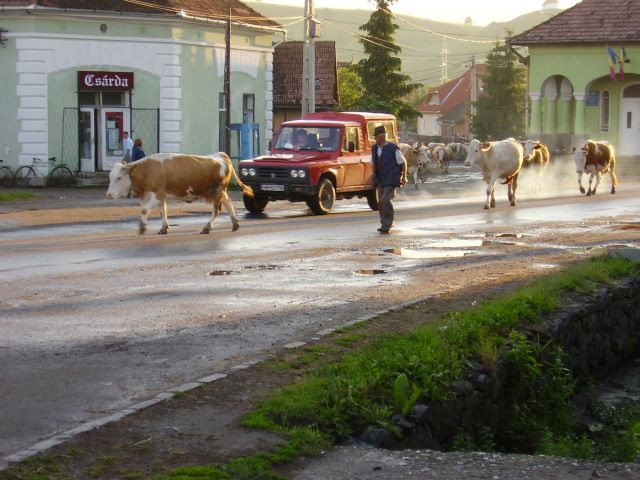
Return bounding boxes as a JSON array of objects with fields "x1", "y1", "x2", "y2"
[
  {"x1": 471, "y1": 39, "x2": 527, "y2": 140},
  {"x1": 355, "y1": 0, "x2": 419, "y2": 121}
]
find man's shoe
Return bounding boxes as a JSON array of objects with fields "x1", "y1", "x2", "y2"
[{"x1": 378, "y1": 228, "x2": 390, "y2": 234}]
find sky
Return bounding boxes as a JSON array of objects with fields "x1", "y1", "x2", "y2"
[{"x1": 251, "y1": 0, "x2": 582, "y2": 26}]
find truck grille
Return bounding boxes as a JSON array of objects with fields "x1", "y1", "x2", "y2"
[{"x1": 255, "y1": 167, "x2": 289, "y2": 179}]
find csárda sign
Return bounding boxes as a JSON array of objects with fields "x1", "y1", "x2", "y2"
[{"x1": 77, "y1": 71, "x2": 134, "y2": 90}]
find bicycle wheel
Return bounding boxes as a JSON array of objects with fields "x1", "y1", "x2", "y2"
[
  {"x1": 0, "y1": 166, "x2": 14, "y2": 187},
  {"x1": 14, "y1": 165, "x2": 37, "y2": 188},
  {"x1": 47, "y1": 165, "x2": 74, "y2": 187}
]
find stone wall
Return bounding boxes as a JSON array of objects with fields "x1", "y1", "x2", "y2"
[{"x1": 360, "y1": 277, "x2": 640, "y2": 450}]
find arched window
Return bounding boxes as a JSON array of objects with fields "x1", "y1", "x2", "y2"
[
  {"x1": 623, "y1": 84, "x2": 640, "y2": 98},
  {"x1": 600, "y1": 90, "x2": 610, "y2": 133}
]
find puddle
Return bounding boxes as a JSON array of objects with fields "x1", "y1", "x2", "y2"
[
  {"x1": 420, "y1": 238, "x2": 484, "y2": 248},
  {"x1": 354, "y1": 269, "x2": 387, "y2": 275},
  {"x1": 384, "y1": 248, "x2": 475, "y2": 259},
  {"x1": 207, "y1": 270, "x2": 232, "y2": 276}
]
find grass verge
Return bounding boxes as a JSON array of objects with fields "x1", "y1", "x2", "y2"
[
  {"x1": 0, "y1": 191, "x2": 36, "y2": 202},
  {"x1": 162, "y1": 255, "x2": 638, "y2": 479}
]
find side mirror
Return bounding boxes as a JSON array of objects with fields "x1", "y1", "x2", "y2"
[{"x1": 348, "y1": 141, "x2": 355, "y2": 153}]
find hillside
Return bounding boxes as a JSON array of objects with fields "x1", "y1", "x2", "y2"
[{"x1": 246, "y1": 2, "x2": 560, "y2": 85}]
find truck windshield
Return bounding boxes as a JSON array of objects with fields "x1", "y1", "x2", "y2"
[{"x1": 275, "y1": 127, "x2": 341, "y2": 151}]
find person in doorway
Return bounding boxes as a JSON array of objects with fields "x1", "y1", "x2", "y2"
[
  {"x1": 122, "y1": 131, "x2": 134, "y2": 163},
  {"x1": 371, "y1": 125, "x2": 407, "y2": 234},
  {"x1": 132, "y1": 138, "x2": 146, "y2": 162}
]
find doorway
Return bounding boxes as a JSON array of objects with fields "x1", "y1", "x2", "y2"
[{"x1": 619, "y1": 84, "x2": 640, "y2": 156}]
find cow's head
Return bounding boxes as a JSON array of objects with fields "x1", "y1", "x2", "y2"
[
  {"x1": 572, "y1": 145, "x2": 587, "y2": 170},
  {"x1": 106, "y1": 162, "x2": 133, "y2": 199},
  {"x1": 416, "y1": 145, "x2": 431, "y2": 165},
  {"x1": 464, "y1": 139, "x2": 490, "y2": 167},
  {"x1": 523, "y1": 140, "x2": 542, "y2": 160}
]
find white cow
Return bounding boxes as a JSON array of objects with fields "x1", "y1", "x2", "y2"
[
  {"x1": 464, "y1": 138, "x2": 524, "y2": 209},
  {"x1": 398, "y1": 142, "x2": 431, "y2": 188}
]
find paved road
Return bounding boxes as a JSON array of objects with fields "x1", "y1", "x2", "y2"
[{"x1": 1, "y1": 163, "x2": 638, "y2": 462}]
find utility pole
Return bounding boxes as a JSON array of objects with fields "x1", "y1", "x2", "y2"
[
  {"x1": 470, "y1": 55, "x2": 477, "y2": 117},
  {"x1": 440, "y1": 37, "x2": 448, "y2": 84},
  {"x1": 224, "y1": 0, "x2": 231, "y2": 155},
  {"x1": 301, "y1": 0, "x2": 316, "y2": 115}
]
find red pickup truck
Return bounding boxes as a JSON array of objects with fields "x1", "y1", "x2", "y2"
[{"x1": 238, "y1": 112, "x2": 398, "y2": 214}]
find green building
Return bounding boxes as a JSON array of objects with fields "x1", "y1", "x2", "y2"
[
  {"x1": 510, "y1": 0, "x2": 640, "y2": 155},
  {"x1": 0, "y1": 0, "x2": 284, "y2": 174}
]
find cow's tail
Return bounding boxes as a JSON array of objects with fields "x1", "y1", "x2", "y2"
[
  {"x1": 225, "y1": 154, "x2": 254, "y2": 198},
  {"x1": 500, "y1": 172, "x2": 519, "y2": 185}
]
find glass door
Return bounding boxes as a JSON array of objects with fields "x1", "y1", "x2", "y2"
[
  {"x1": 100, "y1": 109, "x2": 129, "y2": 171},
  {"x1": 79, "y1": 108, "x2": 95, "y2": 172}
]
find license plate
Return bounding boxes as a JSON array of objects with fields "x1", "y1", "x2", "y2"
[{"x1": 261, "y1": 184, "x2": 285, "y2": 192}]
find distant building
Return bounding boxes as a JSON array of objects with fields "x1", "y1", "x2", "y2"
[
  {"x1": 543, "y1": 0, "x2": 560, "y2": 11},
  {"x1": 0, "y1": 0, "x2": 283, "y2": 172},
  {"x1": 510, "y1": 0, "x2": 640, "y2": 155},
  {"x1": 416, "y1": 65, "x2": 486, "y2": 140},
  {"x1": 272, "y1": 41, "x2": 339, "y2": 133}
]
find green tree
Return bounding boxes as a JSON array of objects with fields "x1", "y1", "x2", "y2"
[
  {"x1": 471, "y1": 39, "x2": 527, "y2": 140},
  {"x1": 355, "y1": 0, "x2": 420, "y2": 121},
  {"x1": 337, "y1": 62, "x2": 364, "y2": 111}
]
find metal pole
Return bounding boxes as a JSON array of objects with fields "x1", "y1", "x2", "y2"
[
  {"x1": 224, "y1": 1, "x2": 231, "y2": 156},
  {"x1": 470, "y1": 55, "x2": 476, "y2": 139},
  {"x1": 302, "y1": 0, "x2": 315, "y2": 115}
]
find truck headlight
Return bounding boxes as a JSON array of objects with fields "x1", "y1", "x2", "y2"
[
  {"x1": 241, "y1": 168, "x2": 248, "y2": 176},
  {"x1": 297, "y1": 170, "x2": 306, "y2": 179},
  {"x1": 248, "y1": 168, "x2": 256, "y2": 176},
  {"x1": 290, "y1": 169, "x2": 298, "y2": 178}
]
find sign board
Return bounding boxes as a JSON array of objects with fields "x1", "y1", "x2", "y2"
[
  {"x1": 78, "y1": 71, "x2": 134, "y2": 90},
  {"x1": 586, "y1": 90, "x2": 599, "y2": 106}
]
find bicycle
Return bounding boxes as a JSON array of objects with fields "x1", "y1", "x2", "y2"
[
  {"x1": 14, "y1": 157, "x2": 74, "y2": 188},
  {"x1": 0, "y1": 159, "x2": 15, "y2": 187}
]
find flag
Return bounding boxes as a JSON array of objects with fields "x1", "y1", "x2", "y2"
[
  {"x1": 622, "y1": 45, "x2": 631, "y2": 63},
  {"x1": 607, "y1": 46, "x2": 619, "y2": 80}
]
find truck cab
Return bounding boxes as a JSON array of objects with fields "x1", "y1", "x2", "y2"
[{"x1": 238, "y1": 112, "x2": 398, "y2": 214}]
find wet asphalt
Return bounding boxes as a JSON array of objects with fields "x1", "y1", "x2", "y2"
[{"x1": 1, "y1": 161, "x2": 639, "y2": 463}]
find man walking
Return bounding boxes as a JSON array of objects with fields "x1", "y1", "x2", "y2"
[{"x1": 371, "y1": 125, "x2": 407, "y2": 233}]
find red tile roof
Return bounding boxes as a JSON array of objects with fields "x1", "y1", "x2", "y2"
[
  {"x1": 510, "y1": 0, "x2": 640, "y2": 45},
  {"x1": 417, "y1": 65, "x2": 486, "y2": 116},
  {"x1": 0, "y1": 0, "x2": 280, "y2": 29},
  {"x1": 273, "y1": 41, "x2": 338, "y2": 108}
]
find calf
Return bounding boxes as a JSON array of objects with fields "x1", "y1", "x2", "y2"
[
  {"x1": 464, "y1": 138, "x2": 524, "y2": 209},
  {"x1": 573, "y1": 140, "x2": 618, "y2": 196},
  {"x1": 522, "y1": 140, "x2": 550, "y2": 191},
  {"x1": 398, "y1": 142, "x2": 431, "y2": 188},
  {"x1": 106, "y1": 152, "x2": 254, "y2": 234},
  {"x1": 433, "y1": 145, "x2": 454, "y2": 173}
]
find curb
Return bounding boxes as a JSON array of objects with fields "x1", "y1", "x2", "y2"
[{"x1": 0, "y1": 294, "x2": 436, "y2": 470}]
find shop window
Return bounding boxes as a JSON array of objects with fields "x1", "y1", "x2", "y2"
[
  {"x1": 243, "y1": 94, "x2": 255, "y2": 123},
  {"x1": 600, "y1": 90, "x2": 609, "y2": 133},
  {"x1": 101, "y1": 91, "x2": 126, "y2": 106},
  {"x1": 79, "y1": 91, "x2": 98, "y2": 106}
]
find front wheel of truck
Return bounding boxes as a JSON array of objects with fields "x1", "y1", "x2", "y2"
[{"x1": 307, "y1": 178, "x2": 335, "y2": 215}]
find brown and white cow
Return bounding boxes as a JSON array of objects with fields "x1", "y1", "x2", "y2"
[
  {"x1": 573, "y1": 140, "x2": 618, "y2": 196},
  {"x1": 522, "y1": 140, "x2": 550, "y2": 191},
  {"x1": 106, "y1": 152, "x2": 254, "y2": 234},
  {"x1": 464, "y1": 138, "x2": 524, "y2": 209},
  {"x1": 398, "y1": 142, "x2": 431, "y2": 188},
  {"x1": 433, "y1": 145, "x2": 454, "y2": 173}
]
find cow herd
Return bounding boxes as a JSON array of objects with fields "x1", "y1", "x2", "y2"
[{"x1": 106, "y1": 139, "x2": 619, "y2": 234}]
